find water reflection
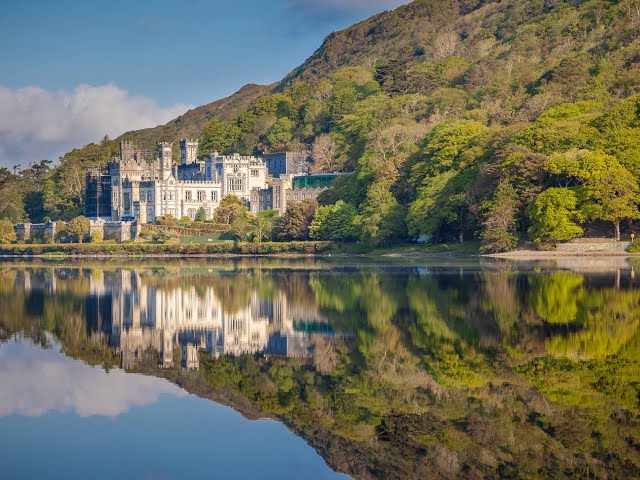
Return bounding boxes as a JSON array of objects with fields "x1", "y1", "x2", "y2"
[
  {"x1": 0, "y1": 338, "x2": 185, "y2": 418},
  {"x1": 13, "y1": 266, "x2": 334, "y2": 371},
  {"x1": 1, "y1": 260, "x2": 639, "y2": 479}
]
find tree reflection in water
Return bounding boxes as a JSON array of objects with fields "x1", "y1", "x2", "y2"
[{"x1": 0, "y1": 259, "x2": 639, "y2": 479}]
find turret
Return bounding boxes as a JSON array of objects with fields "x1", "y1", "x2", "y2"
[
  {"x1": 180, "y1": 138, "x2": 199, "y2": 164},
  {"x1": 157, "y1": 142, "x2": 173, "y2": 180}
]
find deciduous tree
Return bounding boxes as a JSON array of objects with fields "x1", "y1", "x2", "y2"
[{"x1": 67, "y1": 216, "x2": 90, "y2": 243}]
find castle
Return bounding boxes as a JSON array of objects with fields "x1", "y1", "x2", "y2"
[{"x1": 86, "y1": 140, "x2": 342, "y2": 222}]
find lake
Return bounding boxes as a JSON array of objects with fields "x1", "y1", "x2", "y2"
[{"x1": 0, "y1": 257, "x2": 639, "y2": 479}]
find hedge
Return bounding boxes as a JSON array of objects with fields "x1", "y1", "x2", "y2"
[{"x1": 0, "y1": 241, "x2": 335, "y2": 256}]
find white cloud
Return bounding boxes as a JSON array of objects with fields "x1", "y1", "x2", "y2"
[
  {"x1": 0, "y1": 340, "x2": 186, "y2": 418},
  {"x1": 0, "y1": 84, "x2": 191, "y2": 168}
]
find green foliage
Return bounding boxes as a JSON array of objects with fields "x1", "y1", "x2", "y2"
[
  {"x1": 4, "y1": 0, "x2": 640, "y2": 251},
  {"x1": 480, "y1": 180, "x2": 519, "y2": 253},
  {"x1": 411, "y1": 121, "x2": 487, "y2": 182},
  {"x1": 199, "y1": 120, "x2": 241, "y2": 156},
  {"x1": 251, "y1": 210, "x2": 279, "y2": 243},
  {"x1": 152, "y1": 230, "x2": 171, "y2": 243},
  {"x1": 66, "y1": 216, "x2": 90, "y2": 243},
  {"x1": 213, "y1": 195, "x2": 250, "y2": 225},
  {"x1": 309, "y1": 201, "x2": 356, "y2": 241},
  {"x1": 546, "y1": 149, "x2": 640, "y2": 239},
  {"x1": 0, "y1": 219, "x2": 16, "y2": 244},
  {"x1": 195, "y1": 207, "x2": 207, "y2": 222},
  {"x1": 526, "y1": 188, "x2": 583, "y2": 244},
  {"x1": 90, "y1": 230, "x2": 103, "y2": 243},
  {"x1": 275, "y1": 200, "x2": 317, "y2": 241}
]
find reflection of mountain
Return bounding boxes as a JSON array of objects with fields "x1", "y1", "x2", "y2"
[
  {"x1": 3, "y1": 263, "x2": 640, "y2": 480},
  {"x1": 14, "y1": 268, "x2": 333, "y2": 370}
]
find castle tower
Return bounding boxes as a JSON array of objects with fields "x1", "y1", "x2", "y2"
[
  {"x1": 180, "y1": 138, "x2": 198, "y2": 165},
  {"x1": 120, "y1": 141, "x2": 135, "y2": 162},
  {"x1": 157, "y1": 142, "x2": 173, "y2": 180}
]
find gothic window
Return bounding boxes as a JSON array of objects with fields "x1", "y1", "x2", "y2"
[
  {"x1": 185, "y1": 190, "x2": 192, "y2": 201},
  {"x1": 227, "y1": 179, "x2": 242, "y2": 192},
  {"x1": 147, "y1": 191, "x2": 152, "y2": 202},
  {"x1": 233, "y1": 165, "x2": 239, "y2": 173},
  {"x1": 211, "y1": 191, "x2": 217, "y2": 202},
  {"x1": 251, "y1": 169, "x2": 259, "y2": 177},
  {"x1": 197, "y1": 190, "x2": 205, "y2": 202}
]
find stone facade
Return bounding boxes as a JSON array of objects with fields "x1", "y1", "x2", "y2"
[
  {"x1": 86, "y1": 141, "x2": 350, "y2": 222},
  {"x1": 88, "y1": 140, "x2": 269, "y2": 223},
  {"x1": 250, "y1": 187, "x2": 273, "y2": 214},
  {"x1": 271, "y1": 173, "x2": 346, "y2": 214},
  {"x1": 263, "y1": 151, "x2": 312, "y2": 178}
]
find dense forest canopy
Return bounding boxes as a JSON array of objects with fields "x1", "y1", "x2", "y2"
[{"x1": 3, "y1": 0, "x2": 640, "y2": 250}]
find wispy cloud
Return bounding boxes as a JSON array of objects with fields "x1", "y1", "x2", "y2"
[{"x1": 0, "y1": 84, "x2": 191, "y2": 168}]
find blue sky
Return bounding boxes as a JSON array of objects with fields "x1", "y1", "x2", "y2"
[{"x1": 0, "y1": 0, "x2": 409, "y2": 166}]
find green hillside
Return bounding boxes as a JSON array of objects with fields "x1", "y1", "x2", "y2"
[{"x1": 3, "y1": 0, "x2": 640, "y2": 250}]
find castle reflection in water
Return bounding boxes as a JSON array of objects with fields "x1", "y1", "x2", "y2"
[{"x1": 15, "y1": 267, "x2": 334, "y2": 371}]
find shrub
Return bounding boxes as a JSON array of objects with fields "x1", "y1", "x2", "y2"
[
  {"x1": 0, "y1": 219, "x2": 17, "y2": 244},
  {"x1": 90, "y1": 231, "x2": 103, "y2": 243},
  {"x1": 152, "y1": 230, "x2": 172, "y2": 243}
]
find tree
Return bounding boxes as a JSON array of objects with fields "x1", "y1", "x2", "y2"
[
  {"x1": 407, "y1": 169, "x2": 479, "y2": 243},
  {"x1": 546, "y1": 150, "x2": 640, "y2": 240},
  {"x1": 213, "y1": 195, "x2": 250, "y2": 225},
  {"x1": 229, "y1": 215, "x2": 253, "y2": 242},
  {"x1": 526, "y1": 188, "x2": 583, "y2": 244},
  {"x1": 583, "y1": 162, "x2": 640, "y2": 241},
  {"x1": 195, "y1": 207, "x2": 207, "y2": 222},
  {"x1": 67, "y1": 216, "x2": 90, "y2": 243},
  {"x1": 309, "y1": 201, "x2": 356, "y2": 241},
  {"x1": 199, "y1": 120, "x2": 241, "y2": 157},
  {"x1": 312, "y1": 134, "x2": 339, "y2": 173},
  {"x1": 267, "y1": 117, "x2": 293, "y2": 149},
  {"x1": 0, "y1": 219, "x2": 16, "y2": 244},
  {"x1": 480, "y1": 180, "x2": 519, "y2": 253},
  {"x1": 251, "y1": 210, "x2": 279, "y2": 243},
  {"x1": 275, "y1": 200, "x2": 317, "y2": 241}
]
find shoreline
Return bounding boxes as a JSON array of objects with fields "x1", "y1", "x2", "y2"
[{"x1": 0, "y1": 250, "x2": 638, "y2": 260}]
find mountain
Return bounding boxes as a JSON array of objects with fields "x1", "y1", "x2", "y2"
[
  {"x1": 118, "y1": 82, "x2": 275, "y2": 155},
  {"x1": 4, "y1": 0, "x2": 640, "y2": 252}
]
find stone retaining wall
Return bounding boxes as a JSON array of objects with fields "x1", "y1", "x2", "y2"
[
  {"x1": 89, "y1": 221, "x2": 138, "y2": 242},
  {"x1": 14, "y1": 222, "x2": 57, "y2": 242},
  {"x1": 556, "y1": 241, "x2": 631, "y2": 252}
]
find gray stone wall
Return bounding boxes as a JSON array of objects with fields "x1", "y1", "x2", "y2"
[
  {"x1": 89, "y1": 221, "x2": 138, "y2": 242},
  {"x1": 556, "y1": 241, "x2": 631, "y2": 252},
  {"x1": 14, "y1": 222, "x2": 57, "y2": 242}
]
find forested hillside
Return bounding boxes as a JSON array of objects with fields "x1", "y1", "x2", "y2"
[{"x1": 3, "y1": 0, "x2": 640, "y2": 251}]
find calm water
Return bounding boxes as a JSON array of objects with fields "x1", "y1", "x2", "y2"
[{"x1": 0, "y1": 258, "x2": 639, "y2": 479}]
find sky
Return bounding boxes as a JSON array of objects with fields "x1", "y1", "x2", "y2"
[{"x1": 0, "y1": 0, "x2": 410, "y2": 168}]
